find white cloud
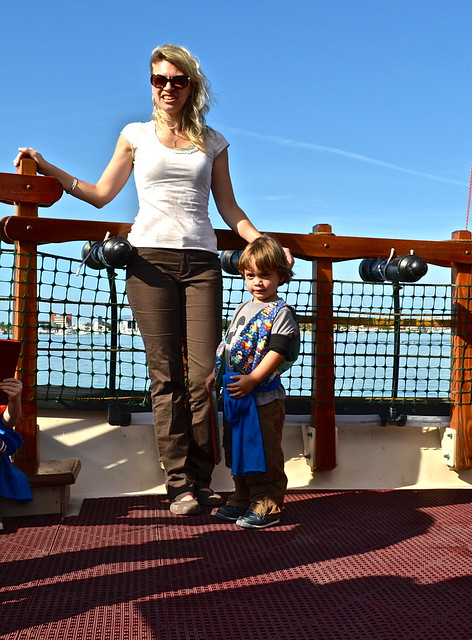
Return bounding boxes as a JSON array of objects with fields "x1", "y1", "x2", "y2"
[
  {"x1": 263, "y1": 194, "x2": 292, "y2": 202},
  {"x1": 225, "y1": 127, "x2": 467, "y2": 187}
]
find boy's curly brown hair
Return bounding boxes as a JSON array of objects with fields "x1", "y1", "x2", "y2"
[{"x1": 237, "y1": 234, "x2": 294, "y2": 284}]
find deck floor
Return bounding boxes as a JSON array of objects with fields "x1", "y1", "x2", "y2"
[{"x1": 1, "y1": 490, "x2": 472, "y2": 640}]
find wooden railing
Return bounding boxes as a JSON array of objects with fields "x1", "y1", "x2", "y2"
[{"x1": 1, "y1": 160, "x2": 472, "y2": 475}]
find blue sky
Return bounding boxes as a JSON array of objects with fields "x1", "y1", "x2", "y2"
[{"x1": 1, "y1": 0, "x2": 470, "y2": 281}]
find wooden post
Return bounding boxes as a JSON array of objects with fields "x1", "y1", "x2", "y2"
[
  {"x1": 450, "y1": 229, "x2": 472, "y2": 469},
  {"x1": 0, "y1": 168, "x2": 81, "y2": 515},
  {"x1": 311, "y1": 224, "x2": 337, "y2": 470},
  {"x1": 11, "y1": 158, "x2": 40, "y2": 474}
]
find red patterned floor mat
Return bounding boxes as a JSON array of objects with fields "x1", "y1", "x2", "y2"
[{"x1": 1, "y1": 490, "x2": 472, "y2": 639}]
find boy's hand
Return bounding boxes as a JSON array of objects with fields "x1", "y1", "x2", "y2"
[
  {"x1": 226, "y1": 374, "x2": 256, "y2": 398},
  {"x1": 0, "y1": 378, "x2": 22, "y2": 401}
]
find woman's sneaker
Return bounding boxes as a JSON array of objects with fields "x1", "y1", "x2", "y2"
[
  {"x1": 236, "y1": 509, "x2": 280, "y2": 529},
  {"x1": 215, "y1": 505, "x2": 248, "y2": 522}
]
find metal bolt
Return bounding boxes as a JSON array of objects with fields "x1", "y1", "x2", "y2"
[
  {"x1": 26, "y1": 225, "x2": 33, "y2": 231},
  {"x1": 26, "y1": 184, "x2": 33, "y2": 190},
  {"x1": 324, "y1": 243, "x2": 330, "y2": 248}
]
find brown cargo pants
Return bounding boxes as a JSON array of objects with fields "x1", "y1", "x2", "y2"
[{"x1": 126, "y1": 247, "x2": 223, "y2": 501}]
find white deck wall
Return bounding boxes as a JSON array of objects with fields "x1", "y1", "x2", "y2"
[{"x1": 36, "y1": 409, "x2": 472, "y2": 516}]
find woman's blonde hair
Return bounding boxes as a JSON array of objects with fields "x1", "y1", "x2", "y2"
[
  {"x1": 150, "y1": 44, "x2": 212, "y2": 152},
  {"x1": 238, "y1": 234, "x2": 294, "y2": 284}
]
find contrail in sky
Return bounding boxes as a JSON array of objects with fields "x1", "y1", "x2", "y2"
[{"x1": 225, "y1": 127, "x2": 466, "y2": 187}]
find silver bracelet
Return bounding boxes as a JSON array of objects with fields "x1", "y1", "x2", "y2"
[{"x1": 65, "y1": 177, "x2": 78, "y2": 194}]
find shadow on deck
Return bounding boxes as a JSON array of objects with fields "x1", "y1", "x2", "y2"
[{"x1": 1, "y1": 489, "x2": 472, "y2": 639}]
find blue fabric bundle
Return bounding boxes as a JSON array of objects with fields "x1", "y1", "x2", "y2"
[
  {"x1": 0, "y1": 427, "x2": 33, "y2": 503},
  {"x1": 222, "y1": 372, "x2": 281, "y2": 476}
]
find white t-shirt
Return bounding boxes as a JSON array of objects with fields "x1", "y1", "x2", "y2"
[{"x1": 121, "y1": 121, "x2": 229, "y2": 253}]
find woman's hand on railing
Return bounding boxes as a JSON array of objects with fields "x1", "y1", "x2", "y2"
[
  {"x1": 13, "y1": 147, "x2": 48, "y2": 174},
  {"x1": 14, "y1": 148, "x2": 80, "y2": 200}
]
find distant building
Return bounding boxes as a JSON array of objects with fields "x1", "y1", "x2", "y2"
[
  {"x1": 38, "y1": 321, "x2": 52, "y2": 333},
  {"x1": 120, "y1": 317, "x2": 138, "y2": 334},
  {"x1": 50, "y1": 313, "x2": 73, "y2": 330},
  {"x1": 91, "y1": 317, "x2": 110, "y2": 333}
]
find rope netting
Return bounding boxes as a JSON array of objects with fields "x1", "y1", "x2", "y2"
[
  {"x1": 1, "y1": 243, "x2": 469, "y2": 412},
  {"x1": 332, "y1": 280, "x2": 451, "y2": 404}
]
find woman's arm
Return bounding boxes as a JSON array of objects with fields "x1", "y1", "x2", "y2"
[
  {"x1": 211, "y1": 149, "x2": 294, "y2": 266},
  {"x1": 13, "y1": 135, "x2": 134, "y2": 209},
  {"x1": 211, "y1": 149, "x2": 261, "y2": 243}
]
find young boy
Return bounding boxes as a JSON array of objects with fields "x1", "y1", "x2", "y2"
[{"x1": 207, "y1": 235, "x2": 299, "y2": 529}]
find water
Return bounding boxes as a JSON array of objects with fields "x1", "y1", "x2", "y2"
[
  {"x1": 333, "y1": 330, "x2": 450, "y2": 398},
  {"x1": 36, "y1": 329, "x2": 452, "y2": 400},
  {"x1": 38, "y1": 332, "x2": 148, "y2": 391}
]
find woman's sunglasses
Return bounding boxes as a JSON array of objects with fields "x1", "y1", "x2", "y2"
[{"x1": 150, "y1": 74, "x2": 191, "y2": 90}]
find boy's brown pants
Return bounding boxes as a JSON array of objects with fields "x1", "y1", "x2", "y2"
[{"x1": 225, "y1": 399, "x2": 288, "y2": 517}]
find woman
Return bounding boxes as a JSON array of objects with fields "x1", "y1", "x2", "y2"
[{"x1": 14, "y1": 44, "x2": 292, "y2": 516}]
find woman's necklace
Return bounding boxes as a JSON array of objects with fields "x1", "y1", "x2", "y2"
[
  {"x1": 169, "y1": 129, "x2": 189, "y2": 149},
  {"x1": 172, "y1": 133, "x2": 180, "y2": 148},
  {"x1": 154, "y1": 121, "x2": 187, "y2": 148}
]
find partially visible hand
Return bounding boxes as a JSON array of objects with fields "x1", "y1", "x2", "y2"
[
  {"x1": 226, "y1": 374, "x2": 256, "y2": 398},
  {"x1": 0, "y1": 377, "x2": 22, "y2": 401},
  {"x1": 283, "y1": 247, "x2": 295, "y2": 268},
  {"x1": 13, "y1": 147, "x2": 47, "y2": 173},
  {"x1": 205, "y1": 371, "x2": 215, "y2": 394}
]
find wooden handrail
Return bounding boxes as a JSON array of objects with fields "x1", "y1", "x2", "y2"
[
  {"x1": 0, "y1": 216, "x2": 133, "y2": 244},
  {"x1": 2, "y1": 215, "x2": 472, "y2": 267},
  {"x1": 0, "y1": 172, "x2": 63, "y2": 206}
]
